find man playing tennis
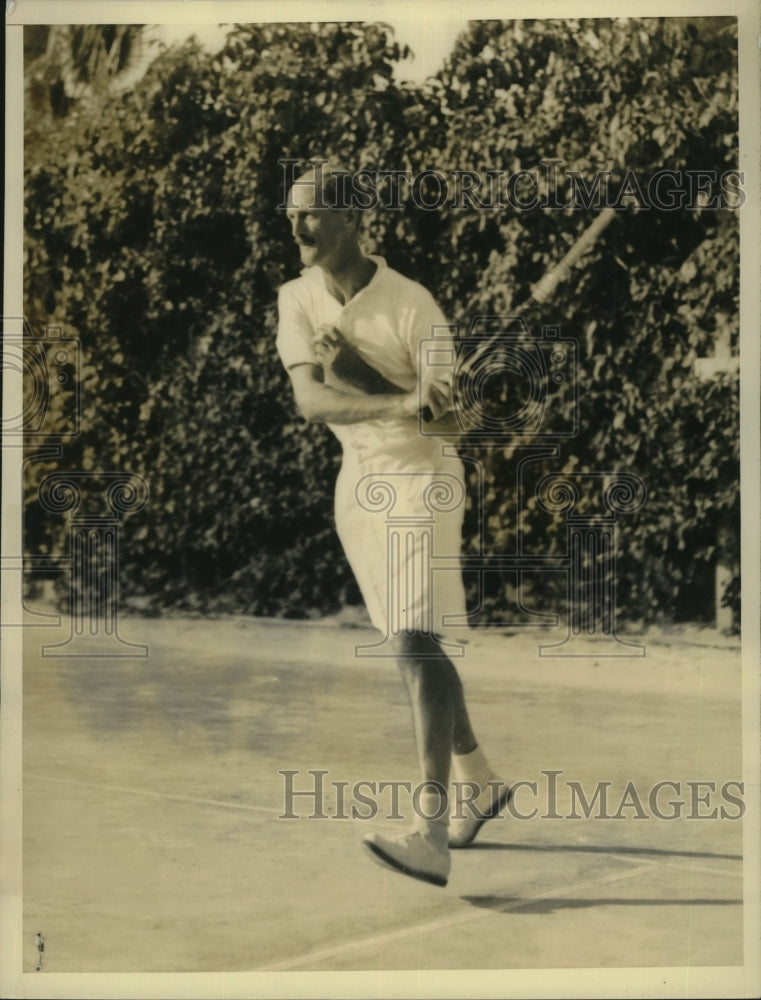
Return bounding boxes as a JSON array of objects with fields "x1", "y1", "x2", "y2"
[{"x1": 276, "y1": 161, "x2": 510, "y2": 887}]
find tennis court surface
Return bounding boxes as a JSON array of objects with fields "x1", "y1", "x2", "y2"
[{"x1": 22, "y1": 613, "x2": 744, "y2": 974}]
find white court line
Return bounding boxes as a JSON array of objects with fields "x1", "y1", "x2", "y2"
[
  {"x1": 608, "y1": 852, "x2": 661, "y2": 867},
  {"x1": 660, "y1": 860, "x2": 743, "y2": 878},
  {"x1": 25, "y1": 772, "x2": 283, "y2": 816},
  {"x1": 258, "y1": 862, "x2": 658, "y2": 972},
  {"x1": 609, "y1": 853, "x2": 742, "y2": 878}
]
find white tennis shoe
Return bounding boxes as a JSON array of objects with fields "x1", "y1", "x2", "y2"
[
  {"x1": 363, "y1": 827, "x2": 451, "y2": 887},
  {"x1": 448, "y1": 779, "x2": 512, "y2": 848}
]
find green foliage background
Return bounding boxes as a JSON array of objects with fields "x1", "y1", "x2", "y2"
[{"x1": 24, "y1": 18, "x2": 740, "y2": 624}]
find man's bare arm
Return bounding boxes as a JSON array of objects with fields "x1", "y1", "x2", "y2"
[
  {"x1": 314, "y1": 326, "x2": 406, "y2": 396},
  {"x1": 288, "y1": 364, "x2": 419, "y2": 425},
  {"x1": 312, "y1": 325, "x2": 460, "y2": 431}
]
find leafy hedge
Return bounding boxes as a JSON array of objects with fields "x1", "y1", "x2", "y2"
[{"x1": 24, "y1": 18, "x2": 739, "y2": 624}]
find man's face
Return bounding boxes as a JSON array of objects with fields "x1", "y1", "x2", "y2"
[{"x1": 285, "y1": 178, "x2": 350, "y2": 268}]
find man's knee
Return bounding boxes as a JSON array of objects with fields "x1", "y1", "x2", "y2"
[{"x1": 394, "y1": 631, "x2": 442, "y2": 662}]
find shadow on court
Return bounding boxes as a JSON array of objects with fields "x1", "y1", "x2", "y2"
[
  {"x1": 467, "y1": 842, "x2": 743, "y2": 861},
  {"x1": 21, "y1": 614, "x2": 743, "y2": 972},
  {"x1": 463, "y1": 896, "x2": 742, "y2": 914}
]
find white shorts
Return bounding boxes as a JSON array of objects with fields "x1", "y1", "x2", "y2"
[{"x1": 334, "y1": 445, "x2": 469, "y2": 638}]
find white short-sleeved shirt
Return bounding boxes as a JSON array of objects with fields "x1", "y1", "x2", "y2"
[
  {"x1": 276, "y1": 256, "x2": 468, "y2": 638},
  {"x1": 277, "y1": 256, "x2": 457, "y2": 464}
]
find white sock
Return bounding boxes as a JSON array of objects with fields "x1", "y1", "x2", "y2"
[
  {"x1": 451, "y1": 745, "x2": 495, "y2": 789},
  {"x1": 415, "y1": 786, "x2": 449, "y2": 844}
]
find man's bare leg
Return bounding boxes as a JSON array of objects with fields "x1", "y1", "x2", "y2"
[
  {"x1": 394, "y1": 632, "x2": 511, "y2": 849},
  {"x1": 362, "y1": 631, "x2": 473, "y2": 885},
  {"x1": 363, "y1": 632, "x2": 508, "y2": 883},
  {"x1": 394, "y1": 631, "x2": 477, "y2": 785}
]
